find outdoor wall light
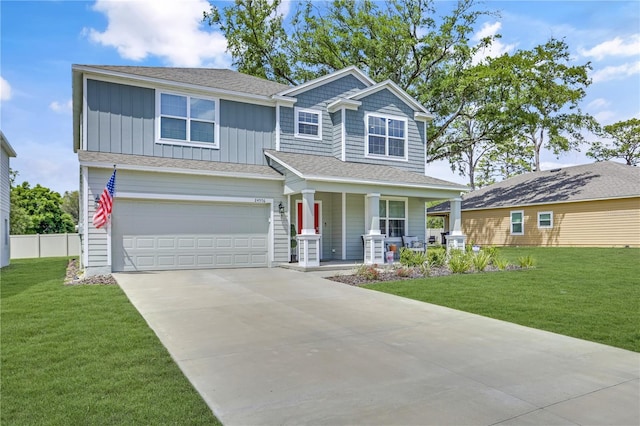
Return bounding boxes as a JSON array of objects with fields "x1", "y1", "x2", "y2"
[
  {"x1": 278, "y1": 202, "x2": 285, "y2": 214},
  {"x1": 94, "y1": 195, "x2": 101, "y2": 208}
]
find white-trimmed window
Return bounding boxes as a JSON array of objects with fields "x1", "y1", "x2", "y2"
[
  {"x1": 365, "y1": 113, "x2": 407, "y2": 160},
  {"x1": 295, "y1": 108, "x2": 322, "y2": 140},
  {"x1": 157, "y1": 92, "x2": 219, "y2": 148},
  {"x1": 380, "y1": 198, "x2": 407, "y2": 237},
  {"x1": 510, "y1": 210, "x2": 524, "y2": 235},
  {"x1": 538, "y1": 211, "x2": 553, "y2": 228}
]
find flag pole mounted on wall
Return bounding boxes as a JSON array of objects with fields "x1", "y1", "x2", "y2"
[{"x1": 93, "y1": 165, "x2": 117, "y2": 230}]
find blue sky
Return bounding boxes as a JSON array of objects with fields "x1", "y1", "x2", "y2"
[{"x1": 1, "y1": 0, "x2": 638, "y2": 195}]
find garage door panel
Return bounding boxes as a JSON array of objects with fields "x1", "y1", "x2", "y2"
[{"x1": 112, "y1": 200, "x2": 270, "y2": 272}]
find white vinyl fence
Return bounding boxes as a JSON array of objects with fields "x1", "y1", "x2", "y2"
[{"x1": 10, "y1": 233, "x2": 80, "y2": 259}]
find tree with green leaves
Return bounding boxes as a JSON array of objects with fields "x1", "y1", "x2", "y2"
[
  {"x1": 587, "y1": 118, "x2": 640, "y2": 166},
  {"x1": 61, "y1": 190, "x2": 79, "y2": 225},
  {"x1": 494, "y1": 38, "x2": 595, "y2": 171},
  {"x1": 206, "y1": 0, "x2": 497, "y2": 161},
  {"x1": 10, "y1": 182, "x2": 75, "y2": 234}
]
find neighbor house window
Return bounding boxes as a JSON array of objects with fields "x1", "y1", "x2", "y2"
[
  {"x1": 366, "y1": 114, "x2": 407, "y2": 160},
  {"x1": 510, "y1": 210, "x2": 524, "y2": 235},
  {"x1": 380, "y1": 199, "x2": 406, "y2": 237},
  {"x1": 157, "y1": 92, "x2": 218, "y2": 147},
  {"x1": 538, "y1": 211, "x2": 553, "y2": 228},
  {"x1": 295, "y1": 108, "x2": 322, "y2": 140}
]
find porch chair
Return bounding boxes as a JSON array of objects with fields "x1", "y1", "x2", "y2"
[{"x1": 402, "y1": 236, "x2": 426, "y2": 253}]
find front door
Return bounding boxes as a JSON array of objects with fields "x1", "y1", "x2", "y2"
[{"x1": 296, "y1": 201, "x2": 322, "y2": 258}]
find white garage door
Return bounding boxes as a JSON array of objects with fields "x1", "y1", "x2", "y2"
[{"x1": 112, "y1": 200, "x2": 270, "y2": 272}]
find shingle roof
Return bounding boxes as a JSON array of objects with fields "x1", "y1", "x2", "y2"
[
  {"x1": 78, "y1": 151, "x2": 284, "y2": 179},
  {"x1": 265, "y1": 150, "x2": 468, "y2": 190},
  {"x1": 429, "y1": 161, "x2": 640, "y2": 213},
  {"x1": 76, "y1": 65, "x2": 291, "y2": 97}
]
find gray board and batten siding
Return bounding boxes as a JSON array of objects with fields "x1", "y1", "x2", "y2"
[{"x1": 85, "y1": 79, "x2": 276, "y2": 165}]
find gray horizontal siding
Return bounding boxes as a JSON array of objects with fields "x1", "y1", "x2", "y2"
[
  {"x1": 85, "y1": 167, "x2": 289, "y2": 269},
  {"x1": 344, "y1": 89, "x2": 425, "y2": 173},
  {"x1": 85, "y1": 79, "x2": 275, "y2": 165},
  {"x1": 345, "y1": 194, "x2": 365, "y2": 260}
]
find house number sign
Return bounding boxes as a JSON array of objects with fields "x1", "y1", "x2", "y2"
[{"x1": 254, "y1": 198, "x2": 266, "y2": 203}]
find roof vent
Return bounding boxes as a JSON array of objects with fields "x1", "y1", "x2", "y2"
[{"x1": 549, "y1": 168, "x2": 561, "y2": 172}]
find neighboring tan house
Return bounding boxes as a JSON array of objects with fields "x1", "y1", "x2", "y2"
[
  {"x1": 428, "y1": 161, "x2": 640, "y2": 247},
  {"x1": 72, "y1": 65, "x2": 467, "y2": 275},
  {"x1": 1, "y1": 131, "x2": 17, "y2": 268}
]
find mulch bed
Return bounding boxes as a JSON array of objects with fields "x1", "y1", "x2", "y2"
[
  {"x1": 327, "y1": 264, "x2": 517, "y2": 286},
  {"x1": 64, "y1": 258, "x2": 117, "y2": 286}
]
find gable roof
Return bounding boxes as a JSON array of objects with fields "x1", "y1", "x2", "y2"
[
  {"x1": 73, "y1": 65, "x2": 291, "y2": 97},
  {"x1": 265, "y1": 150, "x2": 468, "y2": 191},
  {"x1": 429, "y1": 161, "x2": 640, "y2": 213},
  {"x1": 347, "y1": 80, "x2": 433, "y2": 117},
  {"x1": 277, "y1": 66, "x2": 375, "y2": 97}
]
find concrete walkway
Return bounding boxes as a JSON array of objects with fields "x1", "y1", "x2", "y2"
[{"x1": 115, "y1": 268, "x2": 639, "y2": 425}]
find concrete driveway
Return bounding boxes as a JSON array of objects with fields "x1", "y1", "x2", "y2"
[{"x1": 115, "y1": 268, "x2": 639, "y2": 425}]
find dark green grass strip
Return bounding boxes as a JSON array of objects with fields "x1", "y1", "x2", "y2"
[
  {"x1": 1, "y1": 258, "x2": 221, "y2": 425},
  {"x1": 365, "y1": 247, "x2": 640, "y2": 352}
]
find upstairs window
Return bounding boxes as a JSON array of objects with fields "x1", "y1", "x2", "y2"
[
  {"x1": 157, "y1": 92, "x2": 218, "y2": 148},
  {"x1": 538, "y1": 211, "x2": 553, "y2": 228},
  {"x1": 510, "y1": 210, "x2": 524, "y2": 235},
  {"x1": 366, "y1": 114, "x2": 407, "y2": 160},
  {"x1": 295, "y1": 108, "x2": 322, "y2": 140}
]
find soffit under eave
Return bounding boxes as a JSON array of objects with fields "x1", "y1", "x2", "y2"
[{"x1": 283, "y1": 176, "x2": 465, "y2": 199}]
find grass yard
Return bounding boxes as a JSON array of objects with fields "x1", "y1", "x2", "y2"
[
  {"x1": 1, "y1": 258, "x2": 220, "y2": 425},
  {"x1": 365, "y1": 247, "x2": 640, "y2": 352}
]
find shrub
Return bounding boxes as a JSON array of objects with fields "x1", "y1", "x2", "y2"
[
  {"x1": 517, "y1": 255, "x2": 536, "y2": 268},
  {"x1": 481, "y1": 246, "x2": 499, "y2": 261},
  {"x1": 493, "y1": 257, "x2": 510, "y2": 271},
  {"x1": 395, "y1": 266, "x2": 412, "y2": 277},
  {"x1": 448, "y1": 250, "x2": 473, "y2": 274},
  {"x1": 356, "y1": 264, "x2": 380, "y2": 280},
  {"x1": 399, "y1": 247, "x2": 428, "y2": 267},
  {"x1": 472, "y1": 251, "x2": 492, "y2": 272},
  {"x1": 419, "y1": 262, "x2": 431, "y2": 277},
  {"x1": 427, "y1": 247, "x2": 447, "y2": 267}
]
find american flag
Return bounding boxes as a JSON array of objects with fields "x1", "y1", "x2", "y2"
[{"x1": 93, "y1": 169, "x2": 117, "y2": 229}]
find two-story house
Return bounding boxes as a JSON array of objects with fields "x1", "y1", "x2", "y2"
[{"x1": 72, "y1": 65, "x2": 467, "y2": 275}]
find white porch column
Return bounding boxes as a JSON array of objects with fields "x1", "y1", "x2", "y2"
[
  {"x1": 364, "y1": 193, "x2": 385, "y2": 265},
  {"x1": 301, "y1": 189, "x2": 316, "y2": 235},
  {"x1": 445, "y1": 196, "x2": 466, "y2": 251},
  {"x1": 298, "y1": 189, "x2": 320, "y2": 267}
]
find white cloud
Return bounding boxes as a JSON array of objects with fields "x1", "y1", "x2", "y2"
[
  {"x1": 49, "y1": 99, "x2": 72, "y2": 114},
  {"x1": 579, "y1": 35, "x2": 640, "y2": 60},
  {"x1": 593, "y1": 110, "x2": 617, "y2": 125},
  {"x1": 86, "y1": 0, "x2": 230, "y2": 67},
  {"x1": 591, "y1": 61, "x2": 640, "y2": 83},
  {"x1": 472, "y1": 22, "x2": 516, "y2": 64},
  {"x1": 0, "y1": 76, "x2": 12, "y2": 101},
  {"x1": 586, "y1": 98, "x2": 611, "y2": 110}
]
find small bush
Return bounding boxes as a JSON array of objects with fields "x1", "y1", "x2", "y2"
[
  {"x1": 419, "y1": 262, "x2": 431, "y2": 277},
  {"x1": 481, "y1": 246, "x2": 499, "y2": 261},
  {"x1": 517, "y1": 255, "x2": 536, "y2": 268},
  {"x1": 356, "y1": 264, "x2": 380, "y2": 280},
  {"x1": 427, "y1": 247, "x2": 447, "y2": 267},
  {"x1": 395, "y1": 266, "x2": 412, "y2": 277},
  {"x1": 493, "y1": 257, "x2": 510, "y2": 271},
  {"x1": 472, "y1": 251, "x2": 492, "y2": 272},
  {"x1": 399, "y1": 247, "x2": 428, "y2": 267},
  {"x1": 448, "y1": 250, "x2": 473, "y2": 274}
]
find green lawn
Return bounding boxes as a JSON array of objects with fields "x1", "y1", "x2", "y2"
[
  {"x1": 365, "y1": 247, "x2": 640, "y2": 352},
  {"x1": 1, "y1": 258, "x2": 220, "y2": 425}
]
